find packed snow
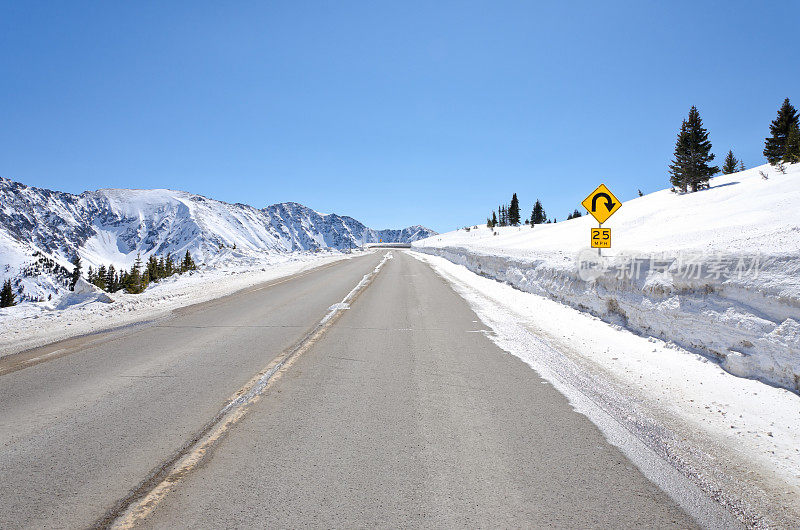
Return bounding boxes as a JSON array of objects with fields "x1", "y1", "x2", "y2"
[
  {"x1": 409, "y1": 251, "x2": 800, "y2": 527},
  {"x1": 413, "y1": 163, "x2": 800, "y2": 394}
]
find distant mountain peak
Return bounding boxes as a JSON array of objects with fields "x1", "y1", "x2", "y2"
[{"x1": 0, "y1": 177, "x2": 436, "y2": 302}]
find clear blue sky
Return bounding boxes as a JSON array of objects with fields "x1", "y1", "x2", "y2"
[{"x1": 1, "y1": 1, "x2": 798, "y2": 232}]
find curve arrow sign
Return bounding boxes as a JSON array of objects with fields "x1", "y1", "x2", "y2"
[
  {"x1": 581, "y1": 184, "x2": 621, "y2": 224},
  {"x1": 591, "y1": 192, "x2": 617, "y2": 212}
]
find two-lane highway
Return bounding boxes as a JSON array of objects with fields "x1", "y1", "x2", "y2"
[
  {"x1": 1, "y1": 250, "x2": 723, "y2": 528},
  {"x1": 0, "y1": 252, "x2": 387, "y2": 528}
]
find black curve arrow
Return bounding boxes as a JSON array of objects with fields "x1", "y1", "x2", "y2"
[{"x1": 591, "y1": 192, "x2": 616, "y2": 212}]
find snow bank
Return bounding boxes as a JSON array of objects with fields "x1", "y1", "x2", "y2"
[
  {"x1": 410, "y1": 251, "x2": 800, "y2": 527},
  {"x1": 0, "y1": 251, "x2": 366, "y2": 357},
  {"x1": 54, "y1": 278, "x2": 113, "y2": 310},
  {"x1": 413, "y1": 163, "x2": 800, "y2": 393}
]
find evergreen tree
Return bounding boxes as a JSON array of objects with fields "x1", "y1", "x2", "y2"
[
  {"x1": 70, "y1": 253, "x2": 82, "y2": 291},
  {"x1": 491, "y1": 211, "x2": 498, "y2": 228},
  {"x1": 508, "y1": 193, "x2": 521, "y2": 226},
  {"x1": 147, "y1": 255, "x2": 159, "y2": 283},
  {"x1": 181, "y1": 250, "x2": 196, "y2": 272},
  {"x1": 94, "y1": 265, "x2": 107, "y2": 291},
  {"x1": 1, "y1": 279, "x2": 16, "y2": 307},
  {"x1": 785, "y1": 125, "x2": 800, "y2": 164},
  {"x1": 531, "y1": 199, "x2": 546, "y2": 225},
  {"x1": 722, "y1": 150, "x2": 739, "y2": 174},
  {"x1": 567, "y1": 209, "x2": 582, "y2": 220},
  {"x1": 638, "y1": 189, "x2": 643, "y2": 197},
  {"x1": 106, "y1": 265, "x2": 116, "y2": 292},
  {"x1": 669, "y1": 106, "x2": 719, "y2": 192},
  {"x1": 738, "y1": 160, "x2": 745, "y2": 172},
  {"x1": 127, "y1": 253, "x2": 144, "y2": 294},
  {"x1": 763, "y1": 98, "x2": 800, "y2": 164}
]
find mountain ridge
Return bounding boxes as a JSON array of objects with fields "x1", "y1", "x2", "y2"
[{"x1": 0, "y1": 177, "x2": 436, "y2": 301}]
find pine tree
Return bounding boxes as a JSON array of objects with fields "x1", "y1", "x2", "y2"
[
  {"x1": 567, "y1": 208, "x2": 583, "y2": 220},
  {"x1": 70, "y1": 253, "x2": 82, "y2": 291},
  {"x1": 127, "y1": 253, "x2": 144, "y2": 294},
  {"x1": 497, "y1": 205, "x2": 507, "y2": 227},
  {"x1": 147, "y1": 255, "x2": 159, "y2": 283},
  {"x1": 1, "y1": 279, "x2": 16, "y2": 307},
  {"x1": 531, "y1": 199, "x2": 546, "y2": 225},
  {"x1": 638, "y1": 189, "x2": 643, "y2": 197},
  {"x1": 722, "y1": 150, "x2": 739, "y2": 174},
  {"x1": 181, "y1": 250, "x2": 196, "y2": 272},
  {"x1": 763, "y1": 98, "x2": 800, "y2": 164},
  {"x1": 106, "y1": 265, "x2": 116, "y2": 292},
  {"x1": 785, "y1": 125, "x2": 800, "y2": 164},
  {"x1": 738, "y1": 160, "x2": 745, "y2": 172},
  {"x1": 508, "y1": 193, "x2": 521, "y2": 226},
  {"x1": 94, "y1": 265, "x2": 107, "y2": 291},
  {"x1": 491, "y1": 211, "x2": 498, "y2": 228},
  {"x1": 669, "y1": 106, "x2": 719, "y2": 192}
]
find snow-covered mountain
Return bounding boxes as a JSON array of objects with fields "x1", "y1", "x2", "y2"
[{"x1": 0, "y1": 177, "x2": 435, "y2": 299}]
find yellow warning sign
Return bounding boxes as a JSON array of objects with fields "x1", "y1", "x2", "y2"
[
  {"x1": 581, "y1": 184, "x2": 621, "y2": 224},
  {"x1": 591, "y1": 227, "x2": 611, "y2": 248}
]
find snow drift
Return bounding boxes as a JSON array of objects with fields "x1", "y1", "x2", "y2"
[{"x1": 413, "y1": 163, "x2": 800, "y2": 393}]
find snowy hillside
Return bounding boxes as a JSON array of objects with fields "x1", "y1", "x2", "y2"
[
  {"x1": 417, "y1": 164, "x2": 800, "y2": 255},
  {"x1": 413, "y1": 163, "x2": 800, "y2": 393},
  {"x1": 0, "y1": 177, "x2": 435, "y2": 302}
]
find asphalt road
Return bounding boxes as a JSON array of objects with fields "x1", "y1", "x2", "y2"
[{"x1": 1, "y1": 250, "x2": 708, "y2": 528}]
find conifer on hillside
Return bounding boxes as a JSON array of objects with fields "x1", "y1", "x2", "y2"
[
  {"x1": 94, "y1": 265, "x2": 107, "y2": 291},
  {"x1": 669, "y1": 106, "x2": 718, "y2": 192},
  {"x1": 126, "y1": 253, "x2": 144, "y2": 294},
  {"x1": 567, "y1": 209, "x2": 582, "y2": 220},
  {"x1": 786, "y1": 125, "x2": 800, "y2": 164},
  {"x1": 182, "y1": 250, "x2": 197, "y2": 272},
  {"x1": 764, "y1": 98, "x2": 800, "y2": 164},
  {"x1": 1, "y1": 279, "x2": 16, "y2": 307},
  {"x1": 531, "y1": 199, "x2": 546, "y2": 225},
  {"x1": 508, "y1": 193, "x2": 521, "y2": 226},
  {"x1": 722, "y1": 150, "x2": 739, "y2": 174},
  {"x1": 70, "y1": 253, "x2": 82, "y2": 291},
  {"x1": 106, "y1": 265, "x2": 117, "y2": 292}
]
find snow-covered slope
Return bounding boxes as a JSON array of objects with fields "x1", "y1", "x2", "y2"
[
  {"x1": 0, "y1": 178, "x2": 436, "y2": 264},
  {"x1": 0, "y1": 177, "x2": 435, "y2": 301},
  {"x1": 413, "y1": 163, "x2": 800, "y2": 393}
]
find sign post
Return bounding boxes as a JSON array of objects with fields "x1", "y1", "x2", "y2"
[{"x1": 582, "y1": 184, "x2": 621, "y2": 256}]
